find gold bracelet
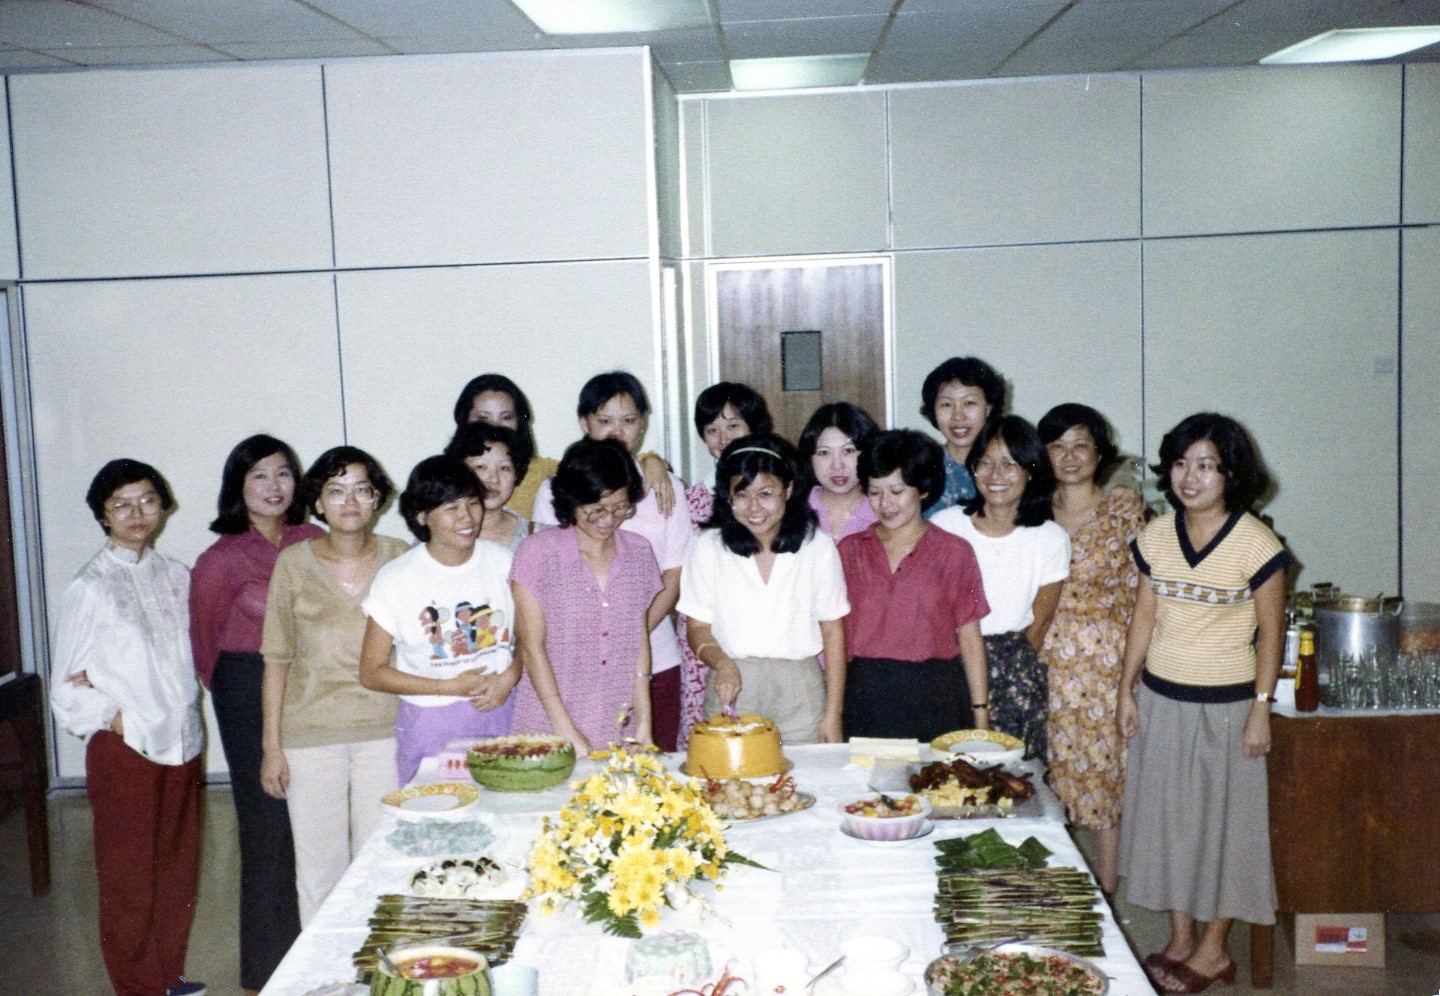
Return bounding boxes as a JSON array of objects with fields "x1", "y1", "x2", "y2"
[{"x1": 693, "y1": 642, "x2": 719, "y2": 661}]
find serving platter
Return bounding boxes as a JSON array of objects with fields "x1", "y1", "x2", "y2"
[
  {"x1": 718, "y1": 791, "x2": 816, "y2": 825},
  {"x1": 382, "y1": 782, "x2": 481, "y2": 817},
  {"x1": 930, "y1": 728, "x2": 1024, "y2": 765},
  {"x1": 925, "y1": 943, "x2": 1109, "y2": 995}
]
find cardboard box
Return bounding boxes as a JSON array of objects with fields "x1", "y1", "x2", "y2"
[{"x1": 1294, "y1": 913, "x2": 1386, "y2": 968}]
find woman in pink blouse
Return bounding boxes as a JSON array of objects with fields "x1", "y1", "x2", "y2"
[
  {"x1": 799, "y1": 402, "x2": 879, "y2": 542},
  {"x1": 190, "y1": 434, "x2": 321, "y2": 993},
  {"x1": 509, "y1": 439, "x2": 659, "y2": 754}
]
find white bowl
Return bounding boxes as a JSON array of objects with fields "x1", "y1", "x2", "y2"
[{"x1": 836, "y1": 795, "x2": 933, "y2": 841}]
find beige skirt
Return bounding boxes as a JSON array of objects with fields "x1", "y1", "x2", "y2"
[
  {"x1": 702, "y1": 655, "x2": 825, "y2": 746},
  {"x1": 1118, "y1": 683, "x2": 1276, "y2": 923}
]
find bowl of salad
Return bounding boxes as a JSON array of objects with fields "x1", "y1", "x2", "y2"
[
  {"x1": 924, "y1": 943, "x2": 1108, "y2": 996},
  {"x1": 837, "y1": 793, "x2": 932, "y2": 841}
]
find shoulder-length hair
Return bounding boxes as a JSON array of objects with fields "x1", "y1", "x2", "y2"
[
  {"x1": 444, "y1": 422, "x2": 532, "y2": 484},
  {"x1": 86, "y1": 458, "x2": 174, "y2": 533},
  {"x1": 859, "y1": 430, "x2": 945, "y2": 509},
  {"x1": 399, "y1": 455, "x2": 484, "y2": 542},
  {"x1": 551, "y1": 438, "x2": 643, "y2": 527},
  {"x1": 209, "y1": 434, "x2": 306, "y2": 535},
  {"x1": 1152, "y1": 412, "x2": 1269, "y2": 513},
  {"x1": 919, "y1": 356, "x2": 1006, "y2": 427},
  {"x1": 962, "y1": 415, "x2": 1056, "y2": 527},
  {"x1": 797, "y1": 402, "x2": 879, "y2": 491},
  {"x1": 450, "y1": 373, "x2": 536, "y2": 470},
  {"x1": 298, "y1": 445, "x2": 395, "y2": 524},
  {"x1": 692, "y1": 381, "x2": 773, "y2": 437},
  {"x1": 577, "y1": 370, "x2": 650, "y2": 418},
  {"x1": 1038, "y1": 402, "x2": 1121, "y2": 481},
  {"x1": 709, "y1": 433, "x2": 816, "y2": 557}
]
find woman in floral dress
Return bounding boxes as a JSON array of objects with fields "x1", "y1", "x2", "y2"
[{"x1": 1038, "y1": 404, "x2": 1145, "y2": 896}]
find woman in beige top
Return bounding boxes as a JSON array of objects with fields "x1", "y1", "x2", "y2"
[{"x1": 259, "y1": 446, "x2": 409, "y2": 924}]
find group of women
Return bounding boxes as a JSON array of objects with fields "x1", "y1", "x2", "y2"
[{"x1": 51, "y1": 355, "x2": 1287, "y2": 996}]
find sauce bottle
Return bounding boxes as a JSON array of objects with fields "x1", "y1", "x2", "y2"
[{"x1": 1295, "y1": 628, "x2": 1319, "y2": 712}]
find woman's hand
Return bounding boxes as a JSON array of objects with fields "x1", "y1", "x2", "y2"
[
  {"x1": 1242, "y1": 705, "x2": 1272, "y2": 758},
  {"x1": 712, "y1": 659, "x2": 742, "y2": 712},
  {"x1": 560, "y1": 724, "x2": 593, "y2": 757},
  {"x1": 260, "y1": 748, "x2": 289, "y2": 800},
  {"x1": 67, "y1": 670, "x2": 93, "y2": 687},
  {"x1": 1117, "y1": 688, "x2": 1139, "y2": 739},
  {"x1": 468, "y1": 667, "x2": 520, "y2": 712},
  {"x1": 639, "y1": 454, "x2": 675, "y2": 517},
  {"x1": 446, "y1": 667, "x2": 493, "y2": 698},
  {"x1": 818, "y1": 712, "x2": 843, "y2": 744}
]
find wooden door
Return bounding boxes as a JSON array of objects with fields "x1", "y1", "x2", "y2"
[{"x1": 713, "y1": 259, "x2": 888, "y2": 444}]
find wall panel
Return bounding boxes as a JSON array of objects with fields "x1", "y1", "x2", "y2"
[
  {"x1": 1143, "y1": 66, "x2": 1401, "y2": 237},
  {"x1": 0, "y1": 97, "x2": 16, "y2": 281},
  {"x1": 1404, "y1": 64, "x2": 1440, "y2": 225},
  {"x1": 10, "y1": 65, "x2": 333, "y2": 279},
  {"x1": 1402, "y1": 227, "x2": 1440, "y2": 598},
  {"x1": 891, "y1": 75, "x2": 1140, "y2": 248},
  {"x1": 23, "y1": 274, "x2": 343, "y2": 777},
  {"x1": 325, "y1": 51, "x2": 653, "y2": 268},
  {"x1": 703, "y1": 92, "x2": 888, "y2": 257},
  {"x1": 893, "y1": 243, "x2": 1143, "y2": 456},
  {"x1": 1144, "y1": 230, "x2": 1398, "y2": 591}
]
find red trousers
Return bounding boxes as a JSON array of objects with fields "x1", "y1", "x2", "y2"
[{"x1": 87, "y1": 731, "x2": 202, "y2": 996}]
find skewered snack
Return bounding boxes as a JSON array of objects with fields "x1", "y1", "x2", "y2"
[
  {"x1": 352, "y1": 895, "x2": 527, "y2": 981},
  {"x1": 933, "y1": 868, "x2": 1104, "y2": 957}
]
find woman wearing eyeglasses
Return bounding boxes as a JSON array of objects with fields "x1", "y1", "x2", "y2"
[
  {"x1": 509, "y1": 438, "x2": 660, "y2": 755},
  {"x1": 258, "y1": 446, "x2": 408, "y2": 924}
]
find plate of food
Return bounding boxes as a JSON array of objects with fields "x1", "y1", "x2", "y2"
[
  {"x1": 930, "y1": 729, "x2": 1025, "y2": 765},
  {"x1": 410, "y1": 856, "x2": 508, "y2": 899},
  {"x1": 908, "y1": 757, "x2": 1039, "y2": 819},
  {"x1": 698, "y1": 772, "x2": 814, "y2": 823},
  {"x1": 924, "y1": 943, "x2": 1109, "y2": 995},
  {"x1": 382, "y1": 782, "x2": 480, "y2": 817}
]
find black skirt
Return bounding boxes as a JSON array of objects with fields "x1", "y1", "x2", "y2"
[{"x1": 842, "y1": 655, "x2": 974, "y2": 742}]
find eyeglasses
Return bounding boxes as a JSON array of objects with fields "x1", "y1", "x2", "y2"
[
  {"x1": 579, "y1": 499, "x2": 635, "y2": 524},
  {"x1": 105, "y1": 493, "x2": 162, "y2": 517},
  {"x1": 321, "y1": 484, "x2": 378, "y2": 504}
]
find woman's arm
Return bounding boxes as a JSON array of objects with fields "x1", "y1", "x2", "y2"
[
  {"x1": 817, "y1": 617, "x2": 846, "y2": 743},
  {"x1": 49, "y1": 582, "x2": 121, "y2": 738},
  {"x1": 1024, "y1": 580, "x2": 1064, "y2": 652},
  {"x1": 646, "y1": 567, "x2": 682, "y2": 635},
  {"x1": 1116, "y1": 579, "x2": 1157, "y2": 739},
  {"x1": 1243, "y1": 570, "x2": 1286, "y2": 758},
  {"x1": 357, "y1": 618, "x2": 491, "y2": 697},
  {"x1": 187, "y1": 547, "x2": 232, "y2": 689},
  {"x1": 957, "y1": 619, "x2": 991, "y2": 731},
  {"x1": 259, "y1": 662, "x2": 290, "y2": 799},
  {"x1": 631, "y1": 616, "x2": 653, "y2": 747},
  {"x1": 687, "y1": 618, "x2": 741, "y2": 711},
  {"x1": 512, "y1": 581, "x2": 591, "y2": 755}
]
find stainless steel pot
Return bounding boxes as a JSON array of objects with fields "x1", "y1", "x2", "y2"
[{"x1": 1313, "y1": 595, "x2": 1403, "y2": 706}]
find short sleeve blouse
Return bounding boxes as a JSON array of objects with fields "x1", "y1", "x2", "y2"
[{"x1": 930, "y1": 510, "x2": 1071, "y2": 635}]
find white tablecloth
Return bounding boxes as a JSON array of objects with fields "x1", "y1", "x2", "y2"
[{"x1": 262, "y1": 744, "x2": 1150, "y2": 995}]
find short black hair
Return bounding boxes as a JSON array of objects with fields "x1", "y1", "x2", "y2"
[
  {"x1": 86, "y1": 459, "x2": 174, "y2": 533},
  {"x1": 1038, "y1": 403, "x2": 1121, "y2": 480},
  {"x1": 444, "y1": 422, "x2": 532, "y2": 485},
  {"x1": 709, "y1": 433, "x2": 816, "y2": 556},
  {"x1": 693, "y1": 382, "x2": 773, "y2": 437},
  {"x1": 299, "y1": 445, "x2": 395, "y2": 524},
  {"x1": 551, "y1": 438, "x2": 643, "y2": 527},
  {"x1": 858, "y1": 430, "x2": 946, "y2": 509},
  {"x1": 399, "y1": 455, "x2": 485, "y2": 542},
  {"x1": 209, "y1": 434, "x2": 307, "y2": 534},
  {"x1": 797, "y1": 402, "x2": 879, "y2": 492},
  {"x1": 963, "y1": 415, "x2": 1056, "y2": 527},
  {"x1": 450, "y1": 373, "x2": 536, "y2": 469},
  {"x1": 919, "y1": 356, "x2": 1006, "y2": 428},
  {"x1": 576, "y1": 370, "x2": 650, "y2": 418},
  {"x1": 1152, "y1": 412, "x2": 1270, "y2": 513}
]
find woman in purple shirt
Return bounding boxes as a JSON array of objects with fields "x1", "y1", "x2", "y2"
[{"x1": 799, "y1": 402, "x2": 880, "y2": 542}]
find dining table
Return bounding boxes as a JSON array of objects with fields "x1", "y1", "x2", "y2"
[{"x1": 261, "y1": 742, "x2": 1151, "y2": 994}]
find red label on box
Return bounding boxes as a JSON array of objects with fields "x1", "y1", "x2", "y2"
[{"x1": 1313, "y1": 925, "x2": 1368, "y2": 954}]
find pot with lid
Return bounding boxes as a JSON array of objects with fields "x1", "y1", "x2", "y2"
[{"x1": 1313, "y1": 594, "x2": 1403, "y2": 707}]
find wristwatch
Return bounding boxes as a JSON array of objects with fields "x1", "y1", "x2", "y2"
[{"x1": 1255, "y1": 692, "x2": 1276, "y2": 703}]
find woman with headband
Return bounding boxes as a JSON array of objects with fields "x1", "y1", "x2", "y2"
[{"x1": 678, "y1": 434, "x2": 850, "y2": 744}]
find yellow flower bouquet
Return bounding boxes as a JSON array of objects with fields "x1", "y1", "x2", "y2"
[{"x1": 524, "y1": 747, "x2": 763, "y2": 938}]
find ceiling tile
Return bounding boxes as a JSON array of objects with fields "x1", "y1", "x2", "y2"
[
  {"x1": 724, "y1": 15, "x2": 888, "y2": 59},
  {"x1": 546, "y1": 26, "x2": 722, "y2": 62},
  {"x1": 1001, "y1": 0, "x2": 1232, "y2": 76},
  {"x1": 0, "y1": 0, "x2": 183, "y2": 47},
  {"x1": 717, "y1": 0, "x2": 892, "y2": 19},
  {"x1": 874, "y1": 3, "x2": 1069, "y2": 79},
  {"x1": 304, "y1": 0, "x2": 541, "y2": 44},
  {"x1": 85, "y1": 0, "x2": 367, "y2": 43},
  {"x1": 213, "y1": 38, "x2": 395, "y2": 60},
  {"x1": 35, "y1": 44, "x2": 234, "y2": 65},
  {"x1": 381, "y1": 34, "x2": 550, "y2": 55},
  {"x1": 0, "y1": 47, "x2": 77, "y2": 69}
]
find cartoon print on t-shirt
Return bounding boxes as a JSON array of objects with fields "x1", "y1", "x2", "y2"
[{"x1": 420, "y1": 604, "x2": 449, "y2": 659}]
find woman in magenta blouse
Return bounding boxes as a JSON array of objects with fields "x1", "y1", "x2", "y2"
[
  {"x1": 838, "y1": 430, "x2": 991, "y2": 741},
  {"x1": 190, "y1": 434, "x2": 322, "y2": 992}
]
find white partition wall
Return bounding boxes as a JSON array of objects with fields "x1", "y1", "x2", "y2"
[
  {"x1": 0, "y1": 99, "x2": 16, "y2": 281},
  {"x1": 1406, "y1": 65, "x2": 1440, "y2": 225},
  {"x1": 1402, "y1": 227, "x2": 1440, "y2": 597}
]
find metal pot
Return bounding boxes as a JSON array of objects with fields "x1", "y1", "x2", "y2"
[{"x1": 1313, "y1": 595, "x2": 1403, "y2": 706}]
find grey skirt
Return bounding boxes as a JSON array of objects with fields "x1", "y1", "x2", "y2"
[
  {"x1": 702, "y1": 655, "x2": 825, "y2": 746},
  {"x1": 1117, "y1": 683, "x2": 1277, "y2": 924}
]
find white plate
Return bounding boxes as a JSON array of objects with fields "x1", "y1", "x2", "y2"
[
  {"x1": 382, "y1": 782, "x2": 480, "y2": 818},
  {"x1": 947, "y1": 740, "x2": 1024, "y2": 765},
  {"x1": 839, "y1": 819, "x2": 935, "y2": 844}
]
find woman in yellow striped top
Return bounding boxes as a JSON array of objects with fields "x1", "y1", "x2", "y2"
[{"x1": 1117, "y1": 413, "x2": 1289, "y2": 994}]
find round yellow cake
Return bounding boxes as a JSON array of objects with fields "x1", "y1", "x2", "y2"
[{"x1": 685, "y1": 713, "x2": 785, "y2": 779}]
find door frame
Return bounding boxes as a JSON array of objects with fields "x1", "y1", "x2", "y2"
[{"x1": 701, "y1": 253, "x2": 894, "y2": 470}]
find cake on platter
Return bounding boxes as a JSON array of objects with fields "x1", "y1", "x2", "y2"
[{"x1": 683, "y1": 713, "x2": 787, "y2": 779}]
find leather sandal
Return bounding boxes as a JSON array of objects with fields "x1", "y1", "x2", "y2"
[{"x1": 1160, "y1": 959, "x2": 1237, "y2": 993}]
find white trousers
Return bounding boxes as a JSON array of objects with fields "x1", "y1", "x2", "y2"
[{"x1": 284, "y1": 737, "x2": 398, "y2": 925}]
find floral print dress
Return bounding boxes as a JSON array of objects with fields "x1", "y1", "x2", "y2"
[{"x1": 1042, "y1": 487, "x2": 1145, "y2": 831}]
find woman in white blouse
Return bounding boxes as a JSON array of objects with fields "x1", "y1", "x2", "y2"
[
  {"x1": 679, "y1": 434, "x2": 850, "y2": 745},
  {"x1": 50, "y1": 459, "x2": 207, "y2": 996},
  {"x1": 932, "y1": 416, "x2": 1070, "y2": 759}
]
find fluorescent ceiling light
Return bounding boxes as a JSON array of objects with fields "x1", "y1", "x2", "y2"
[
  {"x1": 1261, "y1": 26, "x2": 1440, "y2": 64},
  {"x1": 731, "y1": 54, "x2": 869, "y2": 92},
  {"x1": 510, "y1": 0, "x2": 710, "y2": 34}
]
